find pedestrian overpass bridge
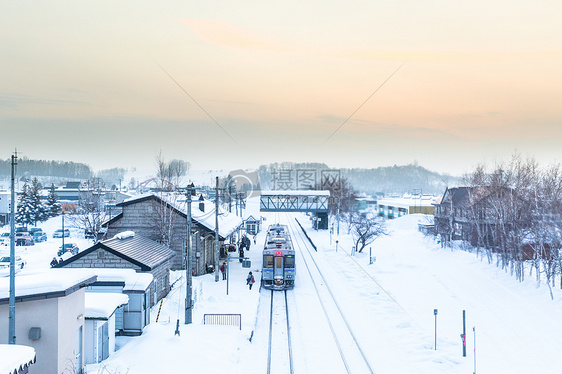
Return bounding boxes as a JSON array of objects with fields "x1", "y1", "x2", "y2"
[{"x1": 259, "y1": 190, "x2": 330, "y2": 228}]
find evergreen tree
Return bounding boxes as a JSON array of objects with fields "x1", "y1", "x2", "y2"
[
  {"x1": 45, "y1": 183, "x2": 62, "y2": 218},
  {"x1": 15, "y1": 182, "x2": 34, "y2": 228},
  {"x1": 15, "y1": 179, "x2": 48, "y2": 227},
  {"x1": 30, "y1": 177, "x2": 48, "y2": 224}
]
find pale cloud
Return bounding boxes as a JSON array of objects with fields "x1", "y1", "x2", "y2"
[
  {"x1": 181, "y1": 19, "x2": 295, "y2": 53},
  {"x1": 180, "y1": 19, "x2": 562, "y2": 63}
]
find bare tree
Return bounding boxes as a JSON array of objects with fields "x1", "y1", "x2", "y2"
[
  {"x1": 68, "y1": 178, "x2": 108, "y2": 242},
  {"x1": 349, "y1": 212, "x2": 388, "y2": 253},
  {"x1": 151, "y1": 152, "x2": 189, "y2": 247}
]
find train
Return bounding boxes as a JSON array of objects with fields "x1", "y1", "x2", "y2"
[{"x1": 261, "y1": 224, "x2": 295, "y2": 290}]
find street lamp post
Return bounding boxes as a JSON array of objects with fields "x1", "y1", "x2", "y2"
[{"x1": 61, "y1": 212, "x2": 65, "y2": 252}]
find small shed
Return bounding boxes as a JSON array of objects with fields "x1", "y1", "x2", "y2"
[
  {"x1": 84, "y1": 269, "x2": 153, "y2": 336},
  {"x1": 84, "y1": 292, "x2": 129, "y2": 364},
  {"x1": 57, "y1": 231, "x2": 174, "y2": 307},
  {"x1": 244, "y1": 215, "x2": 261, "y2": 235}
]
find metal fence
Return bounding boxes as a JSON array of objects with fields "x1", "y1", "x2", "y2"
[{"x1": 203, "y1": 314, "x2": 242, "y2": 330}]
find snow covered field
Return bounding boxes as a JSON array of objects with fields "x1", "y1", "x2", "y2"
[{"x1": 4, "y1": 202, "x2": 562, "y2": 373}]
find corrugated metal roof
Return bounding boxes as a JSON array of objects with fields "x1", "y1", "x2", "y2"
[{"x1": 100, "y1": 233, "x2": 175, "y2": 270}]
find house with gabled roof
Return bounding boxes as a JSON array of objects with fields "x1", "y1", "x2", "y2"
[
  {"x1": 56, "y1": 231, "x2": 174, "y2": 307},
  {"x1": 102, "y1": 193, "x2": 243, "y2": 274}
]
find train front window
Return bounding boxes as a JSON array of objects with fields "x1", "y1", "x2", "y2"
[
  {"x1": 284, "y1": 255, "x2": 295, "y2": 268},
  {"x1": 263, "y1": 255, "x2": 274, "y2": 268}
]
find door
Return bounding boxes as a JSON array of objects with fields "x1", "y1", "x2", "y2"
[
  {"x1": 76, "y1": 326, "x2": 83, "y2": 374},
  {"x1": 97, "y1": 322, "x2": 110, "y2": 362},
  {"x1": 144, "y1": 292, "x2": 151, "y2": 327},
  {"x1": 274, "y1": 256, "x2": 284, "y2": 279}
]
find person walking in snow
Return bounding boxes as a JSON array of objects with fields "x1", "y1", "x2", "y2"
[
  {"x1": 243, "y1": 235, "x2": 251, "y2": 251},
  {"x1": 246, "y1": 271, "x2": 255, "y2": 290},
  {"x1": 220, "y1": 263, "x2": 226, "y2": 280},
  {"x1": 239, "y1": 247, "x2": 245, "y2": 263}
]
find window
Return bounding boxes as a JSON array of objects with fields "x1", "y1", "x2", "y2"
[
  {"x1": 284, "y1": 255, "x2": 295, "y2": 268},
  {"x1": 263, "y1": 255, "x2": 273, "y2": 268}
]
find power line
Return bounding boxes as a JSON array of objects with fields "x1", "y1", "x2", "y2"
[
  {"x1": 321, "y1": 60, "x2": 408, "y2": 146},
  {"x1": 154, "y1": 61, "x2": 238, "y2": 144}
]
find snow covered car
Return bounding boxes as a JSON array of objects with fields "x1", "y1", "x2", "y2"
[
  {"x1": 0, "y1": 237, "x2": 10, "y2": 246},
  {"x1": 58, "y1": 243, "x2": 78, "y2": 256},
  {"x1": 0, "y1": 255, "x2": 26, "y2": 276},
  {"x1": 14, "y1": 232, "x2": 34, "y2": 246},
  {"x1": 53, "y1": 229, "x2": 70, "y2": 238}
]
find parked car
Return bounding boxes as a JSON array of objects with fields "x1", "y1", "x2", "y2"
[
  {"x1": 28, "y1": 227, "x2": 43, "y2": 235},
  {"x1": 0, "y1": 232, "x2": 9, "y2": 238},
  {"x1": 32, "y1": 231, "x2": 47, "y2": 242},
  {"x1": 15, "y1": 232, "x2": 34, "y2": 246},
  {"x1": 53, "y1": 229, "x2": 70, "y2": 238},
  {"x1": 0, "y1": 237, "x2": 10, "y2": 246},
  {"x1": 84, "y1": 229, "x2": 95, "y2": 239},
  {"x1": 15, "y1": 227, "x2": 27, "y2": 233},
  {"x1": 58, "y1": 243, "x2": 78, "y2": 256},
  {"x1": 0, "y1": 255, "x2": 26, "y2": 276}
]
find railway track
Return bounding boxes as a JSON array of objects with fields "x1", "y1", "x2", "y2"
[
  {"x1": 266, "y1": 289, "x2": 294, "y2": 374},
  {"x1": 286, "y1": 214, "x2": 376, "y2": 374}
]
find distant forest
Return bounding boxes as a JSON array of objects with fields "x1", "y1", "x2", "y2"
[
  {"x1": 0, "y1": 157, "x2": 93, "y2": 179},
  {"x1": 0, "y1": 157, "x2": 459, "y2": 195},
  {"x1": 0, "y1": 157, "x2": 127, "y2": 188},
  {"x1": 257, "y1": 162, "x2": 460, "y2": 196}
]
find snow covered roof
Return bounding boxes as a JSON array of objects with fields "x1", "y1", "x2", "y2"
[
  {"x1": 85, "y1": 292, "x2": 129, "y2": 319},
  {"x1": 0, "y1": 344, "x2": 36, "y2": 374},
  {"x1": 57, "y1": 233, "x2": 174, "y2": 272},
  {"x1": 0, "y1": 269, "x2": 97, "y2": 301},
  {"x1": 87, "y1": 268, "x2": 153, "y2": 291},
  {"x1": 183, "y1": 199, "x2": 242, "y2": 239},
  {"x1": 118, "y1": 193, "x2": 243, "y2": 239}
]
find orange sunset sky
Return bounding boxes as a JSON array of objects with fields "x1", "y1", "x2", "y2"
[{"x1": 1, "y1": 1, "x2": 561, "y2": 176}]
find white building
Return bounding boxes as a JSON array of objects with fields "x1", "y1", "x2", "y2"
[
  {"x1": 84, "y1": 293, "x2": 129, "y2": 365},
  {"x1": 83, "y1": 269, "x2": 153, "y2": 336},
  {"x1": 0, "y1": 270, "x2": 97, "y2": 374},
  {"x1": 0, "y1": 190, "x2": 16, "y2": 226}
]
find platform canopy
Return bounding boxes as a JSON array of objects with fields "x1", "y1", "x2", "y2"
[{"x1": 260, "y1": 190, "x2": 330, "y2": 212}]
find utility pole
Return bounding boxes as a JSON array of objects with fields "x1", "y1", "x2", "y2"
[
  {"x1": 214, "y1": 177, "x2": 220, "y2": 282},
  {"x1": 9, "y1": 151, "x2": 17, "y2": 344},
  {"x1": 462, "y1": 310, "x2": 467, "y2": 357},
  {"x1": 337, "y1": 197, "x2": 341, "y2": 236},
  {"x1": 185, "y1": 183, "x2": 195, "y2": 324},
  {"x1": 434, "y1": 308, "x2": 438, "y2": 350}
]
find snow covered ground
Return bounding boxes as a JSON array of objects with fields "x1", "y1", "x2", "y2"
[{"x1": 4, "y1": 200, "x2": 562, "y2": 373}]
